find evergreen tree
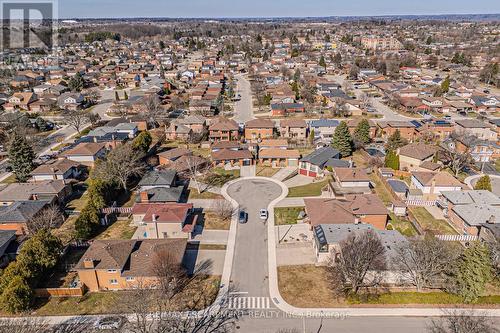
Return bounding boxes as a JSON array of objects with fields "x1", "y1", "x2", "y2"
[
  {"x1": 0, "y1": 276, "x2": 32, "y2": 313},
  {"x1": 8, "y1": 132, "x2": 35, "y2": 182},
  {"x1": 384, "y1": 150, "x2": 400, "y2": 170},
  {"x1": 308, "y1": 129, "x2": 315, "y2": 146},
  {"x1": 474, "y1": 175, "x2": 492, "y2": 192},
  {"x1": 132, "y1": 131, "x2": 153, "y2": 153},
  {"x1": 441, "y1": 75, "x2": 450, "y2": 93},
  {"x1": 331, "y1": 121, "x2": 353, "y2": 157},
  {"x1": 123, "y1": 91, "x2": 129, "y2": 100},
  {"x1": 386, "y1": 129, "x2": 407, "y2": 151},
  {"x1": 319, "y1": 55, "x2": 326, "y2": 69},
  {"x1": 75, "y1": 203, "x2": 101, "y2": 240},
  {"x1": 451, "y1": 242, "x2": 492, "y2": 303},
  {"x1": 68, "y1": 72, "x2": 84, "y2": 92},
  {"x1": 353, "y1": 118, "x2": 371, "y2": 146},
  {"x1": 115, "y1": 91, "x2": 119, "y2": 101}
]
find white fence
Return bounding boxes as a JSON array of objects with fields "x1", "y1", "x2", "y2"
[
  {"x1": 436, "y1": 234, "x2": 479, "y2": 242},
  {"x1": 405, "y1": 199, "x2": 436, "y2": 207}
]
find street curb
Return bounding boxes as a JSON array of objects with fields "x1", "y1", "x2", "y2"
[{"x1": 464, "y1": 174, "x2": 500, "y2": 190}]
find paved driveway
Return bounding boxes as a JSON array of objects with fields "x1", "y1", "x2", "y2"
[{"x1": 226, "y1": 179, "x2": 283, "y2": 296}]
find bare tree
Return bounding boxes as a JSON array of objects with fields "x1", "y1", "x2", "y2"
[
  {"x1": 440, "y1": 135, "x2": 473, "y2": 177},
  {"x1": 26, "y1": 204, "x2": 64, "y2": 234},
  {"x1": 212, "y1": 200, "x2": 236, "y2": 222},
  {"x1": 88, "y1": 112, "x2": 101, "y2": 127},
  {"x1": 84, "y1": 88, "x2": 101, "y2": 105},
  {"x1": 181, "y1": 155, "x2": 209, "y2": 194},
  {"x1": 393, "y1": 237, "x2": 459, "y2": 291},
  {"x1": 63, "y1": 109, "x2": 89, "y2": 134},
  {"x1": 143, "y1": 94, "x2": 163, "y2": 127},
  {"x1": 427, "y1": 309, "x2": 499, "y2": 333},
  {"x1": 152, "y1": 249, "x2": 188, "y2": 299},
  {"x1": 0, "y1": 317, "x2": 49, "y2": 333},
  {"x1": 93, "y1": 143, "x2": 146, "y2": 191},
  {"x1": 328, "y1": 230, "x2": 386, "y2": 295}
]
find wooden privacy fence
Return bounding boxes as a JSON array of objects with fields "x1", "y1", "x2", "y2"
[
  {"x1": 34, "y1": 286, "x2": 85, "y2": 298},
  {"x1": 405, "y1": 199, "x2": 437, "y2": 206},
  {"x1": 101, "y1": 207, "x2": 133, "y2": 214}
]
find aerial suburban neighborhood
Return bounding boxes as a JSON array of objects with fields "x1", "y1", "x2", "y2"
[{"x1": 0, "y1": 1, "x2": 499, "y2": 332}]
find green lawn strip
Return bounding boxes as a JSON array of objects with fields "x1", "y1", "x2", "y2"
[
  {"x1": 274, "y1": 206, "x2": 305, "y2": 225},
  {"x1": 348, "y1": 292, "x2": 500, "y2": 305},
  {"x1": 287, "y1": 179, "x2": 329, "y2": 197},
  {"x1": 410, "y1": 207, "x2": 457, "y2": 235}
]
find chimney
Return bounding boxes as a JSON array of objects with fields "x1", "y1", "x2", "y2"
[
  {"x1": 140, "y1": 191, "x2": 149, "y2": 203},
  {"x1": 152, "y1": 214, "x2": 157, "y2": 222},
  {"x1": 354, "y1": 217, "x2": 360, "y2": 224},
  {"x1": 83, "y1": 258, "x2": 95, "y2": 269},
  {"x1": 487, "y1": 215, "x2": 496, "y2": 224},
  {"x1": 93, "y1": 136, "x2": 97, "y2": 143}
]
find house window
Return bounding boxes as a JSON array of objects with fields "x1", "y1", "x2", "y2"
[
  {"x1": 109, "y1": 279, "x2": 118, "y2": 285},
  {"x1": 107, "y1": 269, "x2": 117, "y2": 273},
  {"x1": 126, "y1": 277, "x2": 135, "y2": 282}
]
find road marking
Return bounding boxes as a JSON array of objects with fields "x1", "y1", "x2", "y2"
[{"x1": 227, "y1": 296, "x2": 271, "y2": 310}]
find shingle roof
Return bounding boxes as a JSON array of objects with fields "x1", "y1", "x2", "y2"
[
  {"x1": 31, "y1": 158, "x2": 79, "y2": 175},
  {"x1": 62, "y1": 142, "x2": 106, "y2": 156},
  {"x1": 398, "y1": 143, "x2": 438, "y2": 160},
  {"x1": 452, "y1": 204, "x2": 500, "y2": 226},
  {"x1": 441, "y1": 190, "x2": 500, "y2": 205},
  {"x1": 245, "y1": 118, "x2": 275, "y2": 129},
  {"x1": 158, "y1": 148, "x2": 192, "y2": 161},
  {"x1": 0, "y1": 201, "x2": 48, "y2": 223},
  {"x1": 412, "y1": 171, "x2": 463, "y2": 187},
  {"x1": 300, "y1": 147, "x2": 340, "y2": 168},
  {"x1": 309, "y1": 119, "x2": 339, "y2": 128},
  {"x1": 138, "y1": 170, "x2": 176, "y2": 187}
]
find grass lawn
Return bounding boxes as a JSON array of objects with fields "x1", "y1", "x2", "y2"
[
  {"x1": 0, "y1": 173, "x2": 17, "y2": 184},
  {"x1": 95, "y1": 218, "x2": 137, "y2": 240},
  {"x1": 410, "y1": 207, "x2": 457, "y2": 235},
  {"x1": 256, "y1": 166, "x2": 280, "y2": 177},
  {"x1": 351, "y1": 151, "x2": 368, "y2": 168},
  {"x1": 163, "y1": 141, "x2": 211, "y2": 158},
  {"x1": 53, "y1": 216, "x2": 77, "y2": 245},
  {"x1": 201, "y1": 211, "x2": 231, "y2": 230},
  {"x1": 274, "y1": 207, "x2": 305, "y2": 225},
  {"x1": 34, "y1": 275, "x2": 221, "y2": 316},
  {"x1": 278, "y1": 265, "x2": 500, "y2": 308},
  {"x1": 388, "y1": 213, "x2": 418, "y2": 237},
  {"x1": 188, "y1": 189, "x2": 223, "y2": 200},
  {"x1": 213, "y1": 167, "x2": 240, "y2": 178},
  {"x1": 287, "y1": 179, "x2": 329, "y2": 198},
  {"x1": 369, "y1": 173, "x2": 393, "y2": 205}
]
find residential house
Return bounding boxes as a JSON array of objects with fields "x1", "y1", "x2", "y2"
[
  {"x1": 0, "y1": 201, "x2": 48, "y2": 235},
  {"x1": 454, "y1": 119, "x2": 497, "y2": 141},
  {"x1": 0, "y1": 230, "x2": 16, "y2": 268},
  {"x1": 270, "y1": 102, "x2": 305, "y2": 116},
  {"x1": 158, "y1": 148, "x2": 192, "y2": 166},
  {"x1": 57, "y1": 92, "x2": 84, "y2": 110},
  {"x1": 61, "y1": 142, "x2": 107, "y2": 166},
  {"x1": 244, "y1": 118, "x2": 275, "y2": 142},
  {"x1": 377, "y1": 121, "x2": 418, "y2": 141},
  {"x1": 313, "y1": 224, "x2": 405, "y2": 264},
  {"x1": 410, "y1": 171, "x2": 463, "y2": 201},
  {"x1": 305, "y1": 194, "x2": 388, "y2": 230},
  {"x1": 211, "y1": 148, "x2": 254, "y2": 166},
  {"x1": 178, "y1": 115, "x2": 206, "y2": 134},
  {"x1": 453, "y1": 136, "x2": 500, "y2": 163},
  {"x1": 397, "y1": 143, "x2": 439, "y2": 172},
  {"x1": 309, "y1": 119, "x2": 339, "y2": 144},
  {"x1": 30, "y1": 159, "x2": 81, "y2": 182},
  {"x1": 347, "y1": 119, "x2": 377, "y2": 138},
  {"x1": 208, "y1": 118, "x2": 239, "y2": 142},
  {"x1": 5, "y1": 92, "x2": 38, "y2": 111},
  {"x1": 165, "y1": 123, "x2": 192, "y2": 141},
  {"x1": 131, "y1": 203, "x2": 195, "y2": 239},
  {"x1": 76, "y1": 239, "x2": 187, "y2": 291},
  {"x1": 137, "y1": 170, "x2": 184, "y2": 203},
  {"x1": 279, "y1": 119, "x2": 307, "y2": 142},
  {"x1": 331, "y1": 167, "x2": 371, "y2": 188},
  {"x1": 258, "y1": 149, "x2": 300, "y2": 167},
  {"x1": 0, "y1": 180, "x2": 72, "y2": 206},
  {"x1": 299, "y1": 147, "x2": 348, "y2": 178},
  {"x1": 440, "y1": 190, "x2": 500, "y2": 235}
]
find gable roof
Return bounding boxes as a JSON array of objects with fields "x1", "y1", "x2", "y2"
[
  {"x1": 158, "y1": 148, "x2": 192, "y2": 161},
  {"x1": 300, "y1": 147, "x2": 340, "y2": 168},
  {"x1": 334, "y1": 167, "x2": 370, "y2": 182},
  {"x1": 62, "y1": 142, "x2": 106, "y2": 157},
  {"x1": 0, "y1": 200, "x2": 48, "y2": 223},
  {"x1": 138, "y1": 170, "x2": 176, "y2": 187},
  {"x1": 31, "y1": 158, "x2": 79, "y2": 176},
  {"x1": 412, "y1": 171, "x2": 463, "y2": 187},
  {"x1": 398, "y1": 143, "x2": 438, "y2": 160},
  {"x1": 245, "y1": 118, "x2": 275, "y2": 129},
  {"x1": 441, "y1": 190, "x2": 500, "y2": 205}
]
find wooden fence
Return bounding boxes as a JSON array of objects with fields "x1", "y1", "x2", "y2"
[
  {"x1": 405, "y1": 199, "x2": 437, "y2": 206},
  {"x1": 436, "y1": 234, "x2": 479, "y2": 242},
  {"x1": 34, "y1": 286, "x2": 85, "y2": 298},
  {"x1": 101, "y1": 207, "x2": 133, "y2": 214}
]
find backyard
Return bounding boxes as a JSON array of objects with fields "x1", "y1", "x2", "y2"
[
  {"x1": 95, "y1": 218, "x2": 137, "y2": 240},
  {"x1": 388, "y1": 213, "x2": 418, "y2": 237},
  {"x1": 409, "y1": 207, "x2": 457, "y2": 235},
  {"x1": 199, "y1": 211, "x2": 231, "y2": 230}
]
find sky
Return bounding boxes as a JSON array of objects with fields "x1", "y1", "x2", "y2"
[{"x1": 58, "y1": 0, "x2": 500, "y2": 19}]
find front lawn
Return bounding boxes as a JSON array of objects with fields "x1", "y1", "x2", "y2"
[
  {"x1": 287, "y1": 179, "x2": 329, "y2": 197},
  {"x1": 410, "y1": 207, "x2": 457, "y2": 235},
  {"x1": 274, "y1": 207, "x2": 305, "y2": 225},
  {"x1": 256, "y1": 166, "x2": 280, "y2": 177},
  {"x1": 34, "y1": 275, "x2": 221, "y2": 316},
  {"x1": 200, "y1": 211, "x2": 231, "y2": 230},
  {"x1": 278, "y1": 265, "x2": 500, "y2": 308},
  {"x1": 368, "y1": 173, "x2": 393, "y2": 205},
  {"x1": 188, "y1": 189, "x2": 223, "y2": 200}
]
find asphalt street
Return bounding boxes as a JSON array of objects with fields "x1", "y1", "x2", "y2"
[{"x1": 232, "y1": 74, "x2": 255, "y2": 124}]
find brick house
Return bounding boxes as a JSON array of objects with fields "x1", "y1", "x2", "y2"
[
  {"x1": 397, "y1": 143, "x2": 439, "y2": 172},
  {"x1": 244, "y1": 118, "x2": 275, "y2": 142},
  {"x1": 75, "y1": 239, "x2": 187, "y2": 291},
  {"x1": 279, "y1": 119, "x2": 307, "y2": 142},
  {"x1": 209, "y1": 118, "x2": 239, "y2": 142}
]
